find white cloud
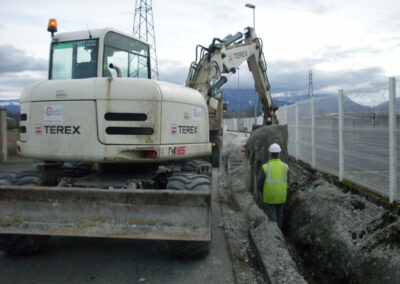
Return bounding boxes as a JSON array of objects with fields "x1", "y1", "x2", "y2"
[
  {"x1": 0, "y1": 45, "x2": 47, "y2": 74},
  {"x1": 0, "y1": 71, "x2": 47, "y2": 99},
  {"x1": 0, "y1": 0, "x2": 398, "y2": 106}
]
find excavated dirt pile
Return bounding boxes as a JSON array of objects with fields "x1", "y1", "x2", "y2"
[
  {"x1": 246, "y1": 125, "x2": 289, "y2": 164},
  {"x1": 287, "y1": 163, "x2": 400, "y2": 283},
  {"x1": 246, "y1": 125, "x2": 288, "y2": 199}
]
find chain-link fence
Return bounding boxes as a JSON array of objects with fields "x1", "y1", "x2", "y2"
[{"x1": 224, "y1": 78, "x2": 399, "y2": 203}]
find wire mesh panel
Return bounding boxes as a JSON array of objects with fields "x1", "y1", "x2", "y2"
[
  {"x1": 276, "y1": 106, "x2": 286, "y2": 124},
  {"x1": 314, "y1": 94, "x2": 339, "y2": 176},
  {"x1": 223, "y1": 116, "x2": 264, "y2": 131},
  {"x1": 224, "y1": 92, "x2": 399, "y2": 202},
  {"x1": 342, "y1": 93, "x2": 394, "y2": 198},
  {"x1": 286, "y1": 105, "x2": 296, "y2": 157},
  {"x1": 397, "y1": 127, "x2": 400, "y2": 201},
  {"x1": 298, "y1": 101, "x2": 312, "y2": 164},
  {"x1": 223, "y1": 118, "x2": 236, "y2": 130},
  {"x1": 343, "y1": 126, "x2": 389, "y2": 197}
]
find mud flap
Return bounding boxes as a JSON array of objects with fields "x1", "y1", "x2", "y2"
[{"x1": 0, "y1": 186, "x2": 211, "y2": 241}]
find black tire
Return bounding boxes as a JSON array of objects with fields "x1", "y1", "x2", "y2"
[
  {"x1": 0, "y1": 172, "x2": 49, "y2": 256},
  {"x1": 167, "y1": 172, "x2": 210, "y2": 192},
  {"x1": 181, "y1": 160, "x2": 212, "y2": 177},
  {"x1": 211, "y1": 145, "x2": 220, "y2": 168},
  {"x1": 0, "y1": 234, "x2": 49, "y2": 256},
  {"x1": 167, "y1": 172, "x2": 211, "y2": 258},
  {"x1": 0, "y1": 173, "x2": 16, "y2": 185},
  {"x1": 168, "y1": 240, "x2": 210, "y2": 259}
]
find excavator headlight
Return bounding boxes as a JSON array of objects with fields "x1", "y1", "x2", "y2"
[{"x1": 47, "y1": 18, "x2": 58, "y2": 37}]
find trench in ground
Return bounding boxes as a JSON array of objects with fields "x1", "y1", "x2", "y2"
[
  {"x1": 281, "y1": 161, "x2": 340, "y2": 284},
  {"x1": 227, "y1": 155, "x2": 400, "y2": 283},
  {"x1": 223, "y1": 130, "x2": 399, "y2": 283},
  {"x1": 224, "y1": 157, "x2": 328, "y2": 283}
]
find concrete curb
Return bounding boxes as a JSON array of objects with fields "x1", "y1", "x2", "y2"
[
  {"x1": 248, "y1": 229, "x2": 274, "y2": 284},
  {"x1": 230, "y1": 178, "x2": 306, "y2": 284}
]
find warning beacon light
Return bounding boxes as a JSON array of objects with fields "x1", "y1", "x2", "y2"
[{"x1": 47, "y1": 18, "x2": 58, "y2": 37}]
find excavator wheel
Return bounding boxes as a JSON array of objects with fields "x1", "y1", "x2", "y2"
[
  {"x1": 167, "y1": 172, "x2": 211, "y2": 258},
  {"x1": 181, "y1": 160, "x2": 212, "y2": 177},
  {"x1": 0, "y1": 173, "x2": 16, "y2": 185},
  {"x1": 168, "y1": 240, "x2": 210, "y2": 259},
  {"x1": 0, "y1": 172, "x2": 50, "y2": 256}
]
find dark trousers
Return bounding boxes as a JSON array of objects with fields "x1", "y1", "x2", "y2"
[{"x1": 263, "y1": 203, "x2": 284, "y2": 229}]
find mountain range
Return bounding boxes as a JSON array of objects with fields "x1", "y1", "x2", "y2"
[
  {"x1": 374, "y1": 100, "x2": 400, "y2": 111},
  {"x1": 221, "y1": 88, "x2": 376, "y2": 113},
  {"x1": 0, "y1": 99, "x2": 19, "y2": 115},
  {"x1": 1, "y1": 89, "x2": 399, "y2": 115}
]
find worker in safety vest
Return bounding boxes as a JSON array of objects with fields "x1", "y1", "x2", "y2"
[{"x1": 257, "y1": 143, "x2": 289, "y2": 229}]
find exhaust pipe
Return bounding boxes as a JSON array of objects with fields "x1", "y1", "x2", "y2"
[{"x1": 109, "y1": 63, "x2": 122, "y2": 78}]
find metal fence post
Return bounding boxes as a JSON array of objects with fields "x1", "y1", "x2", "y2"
[
  {"x1": 0, "y1": 109, "x2": 7, "y2": 163},
  {"x1": 389, "y1": 77, "x2": 397, "y2": 203},
  {"x1": 311, "y1": 98, "x2": 316, "y2": 168},
  {"x1": 338, "y1": 90, "x2": 344, "y2": 181},
  {"x1": 295, "y1": 101, "x2": 299, "y2": 161}
]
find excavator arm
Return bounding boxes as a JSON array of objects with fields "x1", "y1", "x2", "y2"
[{"x1": 186, "y1": 27, "x2": 277, "y2": 124}]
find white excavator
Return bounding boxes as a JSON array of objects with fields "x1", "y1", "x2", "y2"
[
  {"x1": 0, "y1": 19, "x2": 278, "y2": 257},
  {"x1": 186, "y1": 27, "x2": 279, "y2": 167}
]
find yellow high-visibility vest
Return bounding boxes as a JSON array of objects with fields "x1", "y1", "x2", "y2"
[{"x1": 262, "y1": 159, "x2": 289, "y2": 204}]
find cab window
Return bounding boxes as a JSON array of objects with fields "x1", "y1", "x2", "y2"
[
  {"x1": 50, "y1": 39, "x2": 98, "y2": 79},
  {"x1": 103, "y1": 31, "x2": 150, "y2": 79}
]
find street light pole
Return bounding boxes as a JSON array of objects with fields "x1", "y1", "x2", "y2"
[
  {"x1": 245, "y1": 3, "x2": 256, "y2": 29},
  {"x1": 245, "y1": 3, "x2": 257, "y2": 125}
]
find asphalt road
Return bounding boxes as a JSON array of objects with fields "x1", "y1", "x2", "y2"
[
  {"x1": 0, "y1": 159, "x2": 40, "y2": 175},
  {"x1": 0, "y1": 163, "x2": 235, "y2": 284}
]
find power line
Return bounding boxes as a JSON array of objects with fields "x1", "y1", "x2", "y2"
[{"x1": 308, "y1": 70, "x2": 313, "y2": 97}]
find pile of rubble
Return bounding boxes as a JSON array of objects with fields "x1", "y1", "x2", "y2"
[{"x1": 287, "y1": 163, "x2": 400, "y2": 283}]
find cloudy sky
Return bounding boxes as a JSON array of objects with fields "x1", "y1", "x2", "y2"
[{"x1": 0, "y1": 0, "x2": 399, "y2": 106}]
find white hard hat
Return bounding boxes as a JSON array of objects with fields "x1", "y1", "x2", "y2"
[{"x1": 269, "y1": 143, "x2": 281, "y2": 153}]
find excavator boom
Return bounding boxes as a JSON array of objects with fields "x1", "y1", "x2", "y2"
[{"x1": 186, "y1": 27, "x2": 277, "y2": 124}]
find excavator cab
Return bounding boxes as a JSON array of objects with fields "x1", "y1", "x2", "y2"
[
  {"x1": 223, "y1": 103, "x2": 228, "y2": 113},
  {"x1": 49, "y1": 29, "x2": 151, "y2": 80}
]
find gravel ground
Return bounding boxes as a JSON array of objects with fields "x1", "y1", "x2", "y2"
[{"x1": 217, "y1": 170, "x2": 264, "y2": 283}]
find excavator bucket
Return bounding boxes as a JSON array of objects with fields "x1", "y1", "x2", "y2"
[{"x1": 0, "y1": 185, "x2": 211, "y2": 241}]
